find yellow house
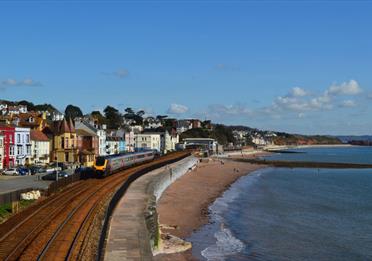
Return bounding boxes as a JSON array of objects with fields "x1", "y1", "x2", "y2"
[{"x1": 46, "y1": 118, "x2": 78, "y2": 164}]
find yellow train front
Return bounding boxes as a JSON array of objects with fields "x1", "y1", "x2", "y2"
[{"x1": 93, "y1": 150, "x2": 156, "y2": 178}]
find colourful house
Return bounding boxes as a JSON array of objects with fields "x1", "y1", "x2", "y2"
[
  {"x1": 76, "y1": 129, "x2": 98, "y2": 167},
  {"x1": 44, "y1": 118, "x2": 78, "y2": 165},
  {"x1": 0, "y1": 125, "x2": 15, "y2": 168}
]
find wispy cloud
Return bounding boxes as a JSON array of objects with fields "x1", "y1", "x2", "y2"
[
  {"x1": 195, "y1": 103, "x2": 252, "y2": 121},
  {"x1": 167, "y1": 103, "x2": 189, "y2": 114},
  {"x1": 339, "y1": 100, "x2": 356, "y2": 108},
  {"x1": 114, "y1": 68, "x2": 129, "y2": 78},
  {"x1": 1, "y1": 78, "x2": 43, "y2": 88},
  {"x1": 214, "y1": 63, "x2": 240, "y2": 72},
  {"x1": 102, "y1": 68, "x2": 130, "y2": 79},
  {"x1": 0, "y1": 78, "x2": 43, "y2": 91}
]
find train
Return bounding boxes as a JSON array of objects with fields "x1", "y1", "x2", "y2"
[{"x1": 93, "y1": 150, "x2": 158, "y2": 177}]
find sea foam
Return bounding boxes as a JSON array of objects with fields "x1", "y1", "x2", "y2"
[{"x1": 201, "y1": 226, "x2": 245, "y2": 261}]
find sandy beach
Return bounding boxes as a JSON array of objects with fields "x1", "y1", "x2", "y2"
[{"x1": 154, "y1": 157, "x2": 265, "y2": 261}]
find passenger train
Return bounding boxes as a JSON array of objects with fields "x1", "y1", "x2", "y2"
[{"x1": 93, "y1": 150, "x2": 157, "y2": 177}]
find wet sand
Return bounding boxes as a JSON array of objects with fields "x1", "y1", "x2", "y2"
[{"x1": 154, "y1": 157, "x2": 265, "y2": 261}]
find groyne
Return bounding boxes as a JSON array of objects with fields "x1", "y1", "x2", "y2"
[{"x1": 233, "y1": 158, "x2": 372, "y2": 169}]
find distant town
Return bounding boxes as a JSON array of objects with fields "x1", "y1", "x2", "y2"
[{"x1": 0, "y1": 99, "x2": 342, "y2": 171}]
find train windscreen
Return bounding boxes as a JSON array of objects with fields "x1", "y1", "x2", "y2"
[{"x1": 95, "y1": 156, "x2": 106, "y2": 166}]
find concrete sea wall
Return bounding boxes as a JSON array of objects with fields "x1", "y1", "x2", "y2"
[{"x1": 104, "y1": 156, "x2": 198, "y2": 261}]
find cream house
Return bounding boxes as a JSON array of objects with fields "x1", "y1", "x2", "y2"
[
  {"x1": 164, "y1": 130, "x2": 179, "y2": 153},
  {"x1": 30, "y1": 130, "x2": 50, "y2": 165},
  {"x1": 134, "y1": 133, "x2": 162, "y2": 152}
]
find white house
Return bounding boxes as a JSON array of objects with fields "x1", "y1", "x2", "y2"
[
  {"x1": 125, "y1": 131, "x2": 135, "y2": 152},
  {"x1": 144, "y1": 117, "x2": 163, "y2": 129},
  {"x1": 177, "y1": 120, "x2": 192, "y2": 133},
  {"x1": 134, "y1": 133, "x2": 163, "y2": 152},
  {"x1": 0, "y1": 104, "x2": 8, "y2": 115},
  {"x1": 164, "y1": 130, "x2": 179, "y2": 153},
  {"x1": 106, "y1": 136, "x2": 120, "y2": 155},
  {"x1": 130, "y1": 125, "x2": 144, "y2": 134},
  {"x1": 0, "y1": 133, "x2": 4, "y2": 170},
  {"x1": 15, "y1": 127, "x2": 31, "y2": 166},
  {"x1": 52, "y1": 110, "x2": 64, "y2": 121},
  {"x1": 30, "y1": 130, "x2": 50, "y2": 165}
]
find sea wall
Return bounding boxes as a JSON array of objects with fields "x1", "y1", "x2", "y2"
[{"x1": 104, "y1": 156, "x2": 198, "y2": 261}]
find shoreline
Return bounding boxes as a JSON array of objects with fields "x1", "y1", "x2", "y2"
[
  {"x1": 154, "y1": 155, "x2": 266, "y2": 261},
  {"x1": 264, "y1": 144, "x2": 353, "y2": 151}
]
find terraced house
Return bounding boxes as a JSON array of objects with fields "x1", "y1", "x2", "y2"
[
  {"x1": 30, "y1": 130, "x2": 50, "y2": 165},
  {"x1": 0, "y1": 132, "x2": 3, "y2": 170},
  {"x1": 15, "y1": 127, "x2": 31, "y2": 166},
  {"x1": 0, "y1": 125, "x2": 15, "y2": 168}
]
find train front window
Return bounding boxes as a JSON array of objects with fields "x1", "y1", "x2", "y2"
[{"x1": 96, "y1": 157, "x2": 106, "y2": 166}]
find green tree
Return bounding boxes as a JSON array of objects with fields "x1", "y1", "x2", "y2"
[
  {"x1": 91, "y1": 111, "x2": 107, "y2": 125},
  {"x1": 65, "y1": 104, "x2": 83, "y2": 120},
  {"x1": 104, "y1": 106, "x2": 122, "y2": 129},
  {"x1": 124, "y1": 107, "x2": 134, "y2": 115}
]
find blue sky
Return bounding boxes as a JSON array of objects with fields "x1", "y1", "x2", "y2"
[{"x1": 0, "y1": 1, "x2": 371, "y2": 135}]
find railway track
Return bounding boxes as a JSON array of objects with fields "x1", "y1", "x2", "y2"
[{"x1": 0, "y1": 151, "x2": 189, "y2": 261}]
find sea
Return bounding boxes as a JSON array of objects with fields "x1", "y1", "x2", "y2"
[{"x1": 188, "y1": 146, "x2": 372, "y2": 261}]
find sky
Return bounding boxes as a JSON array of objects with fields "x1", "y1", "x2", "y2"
[{"x1": 0, "y1": 0, "x2": 371, "y2": 135}]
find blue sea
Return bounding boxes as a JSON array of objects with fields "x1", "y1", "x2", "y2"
[{"x1": 188, "y1": 146, "x2": 372, "y2": 261}]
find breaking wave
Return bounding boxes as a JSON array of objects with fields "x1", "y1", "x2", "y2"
[{"x1": 201, "y1": 225, "x2": 245, "y2": 261}]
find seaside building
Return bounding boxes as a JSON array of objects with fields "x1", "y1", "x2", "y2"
[
  {"x1": 106, "y1": 136, "x2": 121, "y2": 155},
  {"x1": 44, "y1": 118, "x2": 78, "y2": 164},
  {"x1": 75, "y1": 118, "x2": 107, "y2": 156},
  {"x1": 14, "y1": 127, "x2": 32, "y2": 166},
  {"x1": 0, "y1": 125, "x2": 15, "y2": 168},
  {"x1": 0, "y1": 132, "x2": 3, "y2": 170},
  {"x1": 134, "y1": 133, "x2": 163, "y2": 152},
  {"x1": 164, "y1": 129, "x2": 179, "y2": 153},
  {"x1": 183, "y1": 138, "x2": 220, "y2": 154},
  {"x1": 125, "y1": 131, "x2": 135, "y2": 152},
  {"x1": 177, "y1": 120, "x2": 193, "y2": 134},
  {"x1": 30, "y1": 130, "x2": 50, "y2": 165},
  {"x1": 106, "y1": 129, "x2": 126, "y2": 153},
  {"x1": 76, "y1": 129, "x2": 98, "y2": 167}
]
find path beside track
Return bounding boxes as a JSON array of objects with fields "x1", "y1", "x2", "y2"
[{"x1": 0, "y1": 151, "x2": 189, "y2": 261}]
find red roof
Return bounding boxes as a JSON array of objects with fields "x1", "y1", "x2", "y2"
[{"x1": 30, "y1": 130, "x2": 49, "y2": 142}]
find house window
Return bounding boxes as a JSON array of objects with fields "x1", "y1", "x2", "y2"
[
  {"x1": 17, "y1": 134, "x2": 20, "y2": 143},
  {"x1": 26, "y1": 134, "x2": 30, "y2": 143},
  {"x1": 61, "y1": 137, "x2": 65, "y2": 148},
  {"x1": 27, "y1": 145, "x2": 31, "y2": 155},
  {"x1": 9, "y1": 135, "x2": 13, "y2": 143},
  {"x1": 66, "y1": 138, "x2": 69, "y2": 148},
  {"x1": 17, "y1": 146, "x2": 22, "y2": 155},
  {"x1": 10, "y1": 146, "x2": 14, "y2": 156}
]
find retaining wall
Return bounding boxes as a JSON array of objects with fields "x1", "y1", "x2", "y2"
[{"x1": 104, "y1": 156, "x2": 198, "y2": 261}]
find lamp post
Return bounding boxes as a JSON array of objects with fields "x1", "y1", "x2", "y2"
[{"x1": 55, "y1": 155, "x2": 58, "y2": 182}]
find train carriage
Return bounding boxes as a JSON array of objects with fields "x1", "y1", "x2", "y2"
[{"x1": 93, "y1": 150, "x2": 157, "y2": 177}]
